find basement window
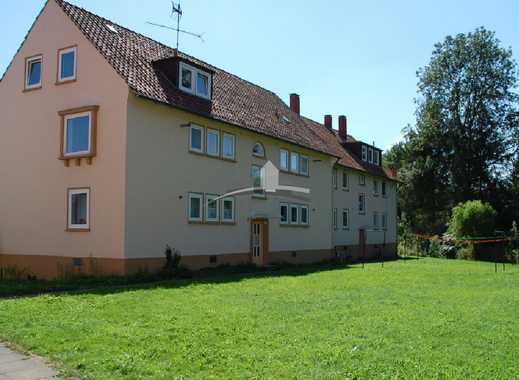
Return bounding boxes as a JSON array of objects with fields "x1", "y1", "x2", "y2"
[{"x1": 179, "y1": 62, "x2": 212, "y2": 100}]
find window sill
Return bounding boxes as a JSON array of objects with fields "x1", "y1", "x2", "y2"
[
  {"x1": 280, "y1": 169, "x2": 310, "y2": 178},
  {"x1": 56, "y1": 78, "x2": 77, "y2": 86},
  {"x1": 60, "y1": 154, "x2": 95, "y2": 167},
  {"x1": 189, "y1": 150, "x2": 237, "y2": 163},
  {"x1": 374, "y1": 194, "x2": 380, "y2": 197},
  {"x1": 189, "y1": 220, "x2": 236, "y2": 225},
  {"x1": 359, "y1": 212, "x2": 366, "y2": 215},
  {"x1": 23, "y1": 86, "x2": 42, "y2": 93},
  {"x1": 66, "y1": 228, "x2": 90, "y2": 232},
  {"x1": 342, "y1": 227, "x2": 350, "y2": 230},
  {"x1": 280, "y1": 224, "x2": 310, "y2": 228},
  {"x1": 342, "y1": 188, "x2": 350, "y2": 192}
]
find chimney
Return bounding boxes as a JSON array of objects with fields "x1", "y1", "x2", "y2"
[
  {"x1": 290, "y1": 94, "x2": 300, "y2": 115},
  {"x1": 338, "y1": 115, "x2": 347, "y2": 139},
  {"x1": 324, "y1": 115, "x2": 332, "y2": 129}
]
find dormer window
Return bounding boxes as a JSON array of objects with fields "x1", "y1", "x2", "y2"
[
  {"x1": 374, "y1": 150, "x2": 380, "y2": 166},
  {"x1": 368, "y1": 147, "x2": 373, "y2": 163},
  {"x1": 362, "y1": 145, "x2": 367, "y2": 161},
  {"x1": 179, "y1": 62, "x2": 211, "y2": 100}
]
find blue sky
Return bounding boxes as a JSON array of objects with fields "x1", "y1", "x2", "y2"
[{"x1": 1, "y1": 1, "x2": 518, "y2": 150}]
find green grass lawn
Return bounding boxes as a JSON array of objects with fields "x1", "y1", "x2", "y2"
[{"x1": 1, "y1": 258, "x2": 518, "y2": 379}]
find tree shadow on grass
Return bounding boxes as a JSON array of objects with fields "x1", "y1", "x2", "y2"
[{"x1": 1, "y1": 256, "x2": 413, "y2": 299}]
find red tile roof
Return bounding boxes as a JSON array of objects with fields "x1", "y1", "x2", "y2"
[{"x1": 54, "y1": 0, "x2": 396, "y2": 181}]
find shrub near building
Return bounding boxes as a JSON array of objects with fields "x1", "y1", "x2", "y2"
[{"x1": 448, "y1": 200, "x2": 497, "y2": 239}]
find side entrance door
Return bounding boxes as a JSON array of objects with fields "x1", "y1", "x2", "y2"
[{"x1": 251, "y1": 219, "x2": 269, "y2": 266}]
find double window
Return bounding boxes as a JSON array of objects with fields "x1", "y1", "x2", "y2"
[
  {"x1": 58, "y1": 47, "x2": 77, "y2": 83},
  {"x1": 358, "y1": 193, "x2": 366, "y2": 214},
  {"x1": 67, "y1": 188, "x2": 90, "y2": 231},
  {"x1": 179, "y1": 62, "x2": 212, "y2": 100},
  {"x1": 279, "y1": 149, "x2": 309, "y2": 176},
  {"x1": 189, "y1": 125, "x2": 235, "y2": 160},
  {"x1": 188, "y1": 193, "x2": 235, "y2": 223},
  {"x1": 25, "y1": 55, "x2": 42, "y2": 90},
  {"x1": 59, "y1": 106, "x2": 99, "y2": 164},
  {"x1": 280, "y1": 203, "x2": 309, "y2": 226}
]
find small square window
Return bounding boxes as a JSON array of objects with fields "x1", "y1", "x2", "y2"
[
  {"x1": 25, "y1": 56, "x2": 42, "y2": 89},
  {"x1": 222, "y1": 197, "x2": 235, "y2": 223},
  {"x1": 280, "y1": 203, "x2": 289, "y2": 225},
  {"x1": 300, "y1": 156, "x2": 309, "y2": 176},
  {"x1": 188, "y1": 193, "x2": 203, "y2": 222},
  {"x1": 290, "y1": 204, "x2": 299, "y2": 224},
  {"x1": 205, "y1": 194, "x2": 219, "y2": 222},
  {"x1": 342, "y1": 209, "x2": 349, "y2": 229},
  {"x1": 207, "y1": 129, "x2": 220, "y2": 156},
  {"x1": 280, "y1": 149, "x2": 289, "y2": 171},
  {"x1": 68, "y1": 188, "x2": 90, "y2": 230},
  {"x1": 300, "y1": 205, "x2": 309, "y2": 225},
  {"x1": 58, "y1": 47, "x2": 76, "y2": 82},
  {"x1": 189, "y1": 125, "x2": 204, "y2": 153},
  {"x1": 222, "y1": 133, "x2": 235, "y2": 160}
]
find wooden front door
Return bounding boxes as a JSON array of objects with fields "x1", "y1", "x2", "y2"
[
  {"x1": 359, "y1": 228, "x2": 367, "y2": 260},
  {"x1": 251, "y1": 219, "x2": 269, "y2": 266}
]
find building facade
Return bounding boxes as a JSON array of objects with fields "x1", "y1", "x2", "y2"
[{"x1": 0, "y1": 0, "x2": 397, "y2": 279}]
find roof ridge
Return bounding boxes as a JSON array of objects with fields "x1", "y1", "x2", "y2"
[{"x1": 56, "y1": 0, "x2": 280, "y2": 99}]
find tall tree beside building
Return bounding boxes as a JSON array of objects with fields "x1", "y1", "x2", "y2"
[{"x1": 388, "y1": 27, "x2": 519, "y2": 233}]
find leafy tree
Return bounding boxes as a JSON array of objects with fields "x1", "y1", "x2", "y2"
[
  {"x1": 448, "y1": 200, "x2": 497, "y2": 238},
  {"x1": 394, "y1": 27, "x2": 518, "y2": 233}
]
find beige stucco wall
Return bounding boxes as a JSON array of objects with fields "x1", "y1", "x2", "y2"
[
  {"x1": 0, "y1": 1, "x2": 128, "y2": 262},
  {"x1": 332, "y1": 167, "x2": 398, "y2": 246},
  {"x1": 124, "y1": 94, "x2": 335, "y2": 259}
]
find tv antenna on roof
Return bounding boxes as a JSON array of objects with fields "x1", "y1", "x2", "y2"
[{"x1": 147, "y1": 0, "x2": 204, "y2": 50}]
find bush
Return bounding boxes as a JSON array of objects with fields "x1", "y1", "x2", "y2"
[
  {"x1": 456, "y1": 243, "x2": 476, "y2": 260},
  {"x1": 448, "y1": 200, "x2": 497, "y2": 239}
]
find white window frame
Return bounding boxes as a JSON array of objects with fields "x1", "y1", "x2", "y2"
[
  {"x1": 206, "y1": 128, "x2": 220, "y2": 157},
  {"x1": 280, "y1": 149, "x2": 289, "y2": 171},
  {"x1": 290, "y1": 152, "x2": 299, "y2": 174},
  {"x1": 373, "y1": 212, "x2": 379, "y2": 229},
  {"x1": 222, "y1": 133, "x2": 235, "y2": 160},
  {"x1": 333, "y1": 168, "x2": 338, "y2": 189},
  {"x1": 300, "y1": 205, "x2": 309, "y2": 226},
  {"x1": 205, "y1": 194, "x2": 219, "y2": 223},
  {"x1": 221, "y1": 197, "x2": 235, "y2": 223},
  {"x1": 300, "y1": 156, "x2": 309, "y2": 176},
  {"x1": 333, "y1": 208, "x2": 338, "y2": 230},
  {"x1": 342, "y1": 208, "x2": 349, "y2": 230},
  {"x1": 289, "y1": 204, "x2": 299, "y2": 225},
  {"x1": 67, "y1": 188, "x2": 90, "y2": 230},
  {"x1": 382, "y1": 182, "x2": 387, "y2": 198},
  {"x1": 253, "y1": 142, "x2": 265, "y2": 158},
  {"x1": 63, "y1": 111, "x2": 92, "y2": 157},
  {"x1": 368, "y1": 147, "x2": 374, "y2": 163},
  {"x1": 25, "y1": 55, "x2": 42, "y2": 90},
  {"x1": 359, "y1": 193, "x2": 366, "y2": 215},
  {"x1": 179, "y1": 62, "x2": 212, "y2": 100},
  {"x1": 280, "y1": 202, "x2": 289, "y2": 225},
  {"x1": 251, "y1": 165, "x2": 266, "y2": 198},
  {"x1": 342, "y1": 171, "x2": 349, "y2": 191},
  {"x1": 188, "y1": 192, "x2": 203, "y2": 222},
  {"x1": 58, "y1": 46, "x2": 77, "y2": 83},
  {"x1": 189, "y1": 124, "x2": 204, "y2": 154},
  {"x1": 359, "y1": 174, "x2": 366, "y2": 186},
  {"x1": 373, "y1": 179, "x2": 379, "y2": 196},
  {"x1": 374, "y1": 150, "x2": 380, "y2": 166},
  {"x1": 362, "y1": 145, "x2": 367, "y2": 161}
]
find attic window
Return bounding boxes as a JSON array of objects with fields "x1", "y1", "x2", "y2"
[
  {"x1": 179, "y1": 62, "x2": 211, "y2": 100},
  {"x1": 106, "y1": 24, "x2": 118, "y2": 34},
  {"x1": 281, "y1": 115, "x2": 291, "y2": 124}
]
